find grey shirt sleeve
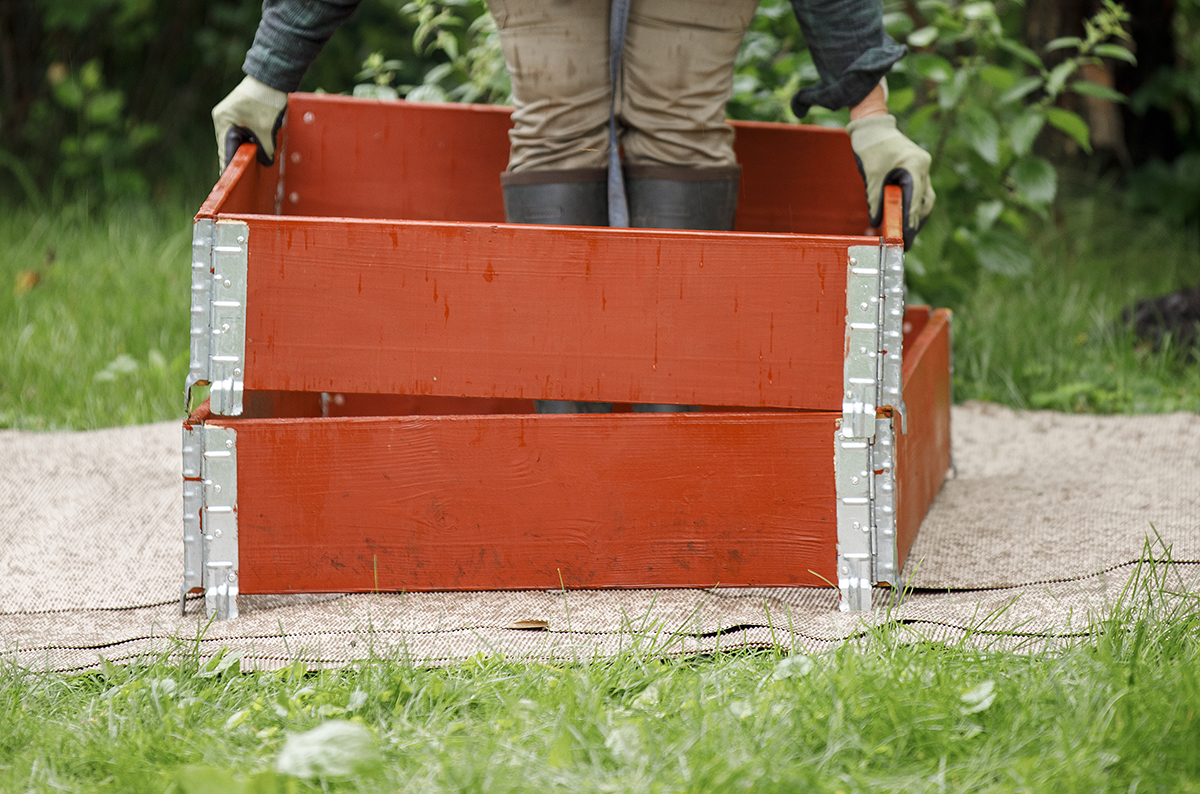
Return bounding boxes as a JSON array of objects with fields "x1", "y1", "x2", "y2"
[
  {"x1": 243, "y1": 0, "x2": 362, "y2": 92},
  {"x1": 788, "y1": 0, "x2": 906, "y2": 116}
]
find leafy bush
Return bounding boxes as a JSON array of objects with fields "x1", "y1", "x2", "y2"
[{"x1": 729, "y1": 0, "x2": 1134, "y2": 305}]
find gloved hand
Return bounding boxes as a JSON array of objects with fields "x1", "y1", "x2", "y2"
[
  {"x1": 846, "y1": 113, "x2": 935, "y2": 250},
  {"x1": 211, "y1": 75, "x2": 288, "y2": 171}
]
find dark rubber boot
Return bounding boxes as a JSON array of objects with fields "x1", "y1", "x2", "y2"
[
  {"x1": 625, "y1": 164, "x2": 740, "y2": 232},
  {"x1": 501, "y1": 167, "x2": 609, "y2": 227},
  {"x1": 501, "y1": 167, "x2": 612, "y2": 413},
  {"x1": 626, "y1": 165, "x2": 740, "y2": 411}
]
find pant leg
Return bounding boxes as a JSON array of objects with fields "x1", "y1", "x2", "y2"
[
  {"x1": 619, "y1": 0, "x2": 761, "y2": 168},
  {"x1": 485, "y1": 0, "x2": 611, "y2": 173}
]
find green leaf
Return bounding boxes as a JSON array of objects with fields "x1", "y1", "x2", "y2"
[
  {"x1": 1045, "y1": 107, "x2": 1091, "y2": 152},
  {"x1": 80, "y1": 60, "x2": 103, "y2": 91},
  {"x1": 906, "y1": 103, "x2": 939, "y2": 136},
  {"x1": 911, "y1": 53, "x2": 954, "y2": 83},
  {"x1": 1071, "y1": 80, "x2": 1126, "y2": 103},
  {"x1": 1044, "y1": 36, "x2": 1083, "y2": 52},
  {"x1": 883, "y1": 12, "x2": 914, "y2": 37},
  {"x1": 998, "y1": 76, "x2": 1043, "y2": 105},
  {"x1": 979, "y1": 64, "x2": 1017, "y2": 91},
  {"x1": 1009, "y1": 108, "x2": 1045, "y2": 156},
  {"x1": 888, "y1": 86, "x2": 915, "y2": 114},
  {"x1": 1045, "y1": 60, "x2": 1077, "y2": 97},
  {"x1": 84, "y1": 90, "x2": 124, "y2": 125},
  {"x1": 1093, "y1": 43, "x2": 1137, "y2": 64},
  {"x1": 53, "y1": 80, "x2": 84, "y2": 110},
  {"x1": 975, "y1": 199, "x2": 1004, "y2": 230},
  {"x1": 975, "y1": 227, "x2": 1033, "y2": 276},
  {"x1": 961, "y1": 2, "x2": 994, "y2": 19},
  {"x1": 959, "y1": 109, "x2": 1001, "y2": 164},
  {"x1": 275, "y1": 720, "x2": 382, "y2": 779},
  {"x1": 907, "y1": 26, "x2": 939, "y2": 48},
  {"x1": 1010, "y1": 156, "x2": 1057, "y2": 205},
  {"x1": 939, "y1": 68, "x2": 970, "y2": 110},
  {"x1": 998, "y1": 38, "x2": 1044, "y2": 70}
]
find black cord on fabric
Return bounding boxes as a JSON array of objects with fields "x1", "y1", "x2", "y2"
[{"x1": 607, "y1": 0, "x2": 631, "y2": 227}]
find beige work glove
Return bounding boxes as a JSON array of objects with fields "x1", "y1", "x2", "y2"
[
  {"x1": 212, "y1": 75, "x2": 288, "y2": 171},
  {"x1": 846, "y1": 114, "x2": 935, "y2": 250}
]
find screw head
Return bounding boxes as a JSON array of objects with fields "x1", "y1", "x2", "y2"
[
  {"x1": 221, "y1": 323, "x2": 230, "y2": 333},
  {"x1": 290, "y1": 151, "x2": 301, "y2": 163},
  {"x1": 214, "y1": 528, "x2": 222, "y2": 537},
  {"x1": 233, "y1": 368, "x2": 242, "y2": 376},
  {"x1": 289, "y1": 191, "x2": 300, "y2": 204},
  {"x1": 303, "y1": 111, "x2": 315, "y2": 124},
  {"x1": 213, "y1": 484, "x2": 222, "y2": 493},
  {"x1": 223, "y1": 279, "x2": 231, "y2": 288},
  {"x1": 228, "y1": 573, "x2": 237, "y2": 583},
  {"x1": 236, "y1": 236, "x2": 245, "y2": 244},
  {"x1": 225, "y1": 439, "x2": 234, "y2": 449}
]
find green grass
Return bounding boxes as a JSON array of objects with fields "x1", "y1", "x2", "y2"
[
  {"x1": 3, "y1": 566, "x2": 1199, "y2": 792},
  {"x1": 953, "y1": 185, "x2": 1200, "y2": 413},
  {"x1": 0, "y1": 200, "x2": 195, "y2": 430}
]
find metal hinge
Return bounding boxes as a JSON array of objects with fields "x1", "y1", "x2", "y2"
[
  {"x1": 186, "y1": 219, "x2": 248, "y2": 417},
  {"x1": 836, "y1": 242, "x2": 905, "y2": 611},
  {"x1": 181, "y1": 424, "x2": 239, "y2": 620}
]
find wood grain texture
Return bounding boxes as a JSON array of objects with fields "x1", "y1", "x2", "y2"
[
  {"x1": 896, "y1": 308, "x2": 953, "y2": 567},
  {"x1": 882, "y1": 185, "x2": 904, "y2": 244},
  {"x1": 233, "y1": 216, "x2": 859, "y2": 409},
  {"x1": 279, "y1": 94, "x2": 871, "y2": 235},
  {"x1": 213, "y1": 412, "x2": 839, "y2": 592}
]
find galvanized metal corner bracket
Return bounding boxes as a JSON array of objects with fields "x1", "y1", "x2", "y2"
[
  {"x1": 186, "y1": 219, "x2": 248, "y2": 417},
  {"x1": 836, "y1": 242, "x2": 906, "y2": 611},
  {"x1": 182, "y1": 424, "x2": 239, "y2": 620}
]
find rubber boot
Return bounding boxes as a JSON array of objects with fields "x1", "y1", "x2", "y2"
[
  {"x1": 625, "y1": 164, "x2": 740, "y2": 232},
  {"x1": 501, "y1": 167, "x2": 609, "y2": 227},
  {"x1": 501, "y1": 168, "x2": 612, "y2": 413},
  {"x1": 626, "y1": 165, "x2": 740, "y2": 411}
]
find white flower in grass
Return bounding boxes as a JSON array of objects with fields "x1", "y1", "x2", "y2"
[
  {"x1": 771, "y1": 655, "x2": 814, "y2": 680},
  {"x1": 960, "y1": 680, "x2": 997, "y2": 714},
  {"x1": 276, "y1": 720, "x2": 382, "y2": 779}
]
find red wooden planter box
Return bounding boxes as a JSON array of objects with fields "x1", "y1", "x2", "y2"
[{"x1": 183, "y1": 95, "x2": 951, "y2": 619}]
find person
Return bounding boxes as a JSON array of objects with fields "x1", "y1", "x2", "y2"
[{"x1": 213, "y1": 0, "x2": 936, "y2": 411}]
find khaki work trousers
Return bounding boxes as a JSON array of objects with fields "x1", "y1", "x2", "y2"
[{"x1": 485, "y1": 0, "x2": 762, "y2": 173}]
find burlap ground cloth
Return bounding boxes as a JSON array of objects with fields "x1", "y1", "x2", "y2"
[{"x1": 3, "y1": 402, "x2": 1198, "y2": 672}]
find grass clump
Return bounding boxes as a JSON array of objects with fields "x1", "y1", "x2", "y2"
[
  {"x1": 3, "y1": 571, "x2": 1199, "y2": 793},
  {"x1": 0, "y1": 200, "x2": 195, "y2": 430},
  {"x1": 953, "y1": 184, "x2": 1200, "y2": 413}
]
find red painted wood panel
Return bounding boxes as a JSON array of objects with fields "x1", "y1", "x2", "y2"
[
  {"x1": 218, "y1": 412, "x2": 839, "y2": 592},
  {"x1": 278, "y1": 94, "x2": 871, "y2": 235},
  {"x1": 896, "y1": 308, "x2": 953, "y2": 568},
  {"x1": 197, "y1": 141, "x2": 280, "y2": 218},
  {"x1": 281, "y1": 95, "x2": 512, "y2": 224},
  {"x1": 234, "y1": 216, "x2": 858, "y2": 409},
  {"x1": 732, "y1": 119, "x2": 870, "y2": 236}
]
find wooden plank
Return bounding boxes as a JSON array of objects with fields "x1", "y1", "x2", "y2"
[
  {"x1": 282, "y1": 95, "x2": 513, "y2": 223},
  {"x1": 280, "y1": 94, "x2": 871, "y2": 235},
  {"x1": 234, "y1": 216, "x2": 861, "y2": 409},
  {"x1": 896, "y1": 308, "x2": 952, "y2": 567},
  {"x1": 882, "y1": 185, "x2": 904, "y2": 244},
  {"x1": 215, "y1": 412, "x2": 840, "y2": 592},
  {"x1": 732, "y1": 119, "x2": 870, "y2": 236},
  {"x1": 197, "y1": 142, "x2": 279, "y2": 219}
]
